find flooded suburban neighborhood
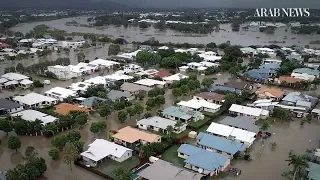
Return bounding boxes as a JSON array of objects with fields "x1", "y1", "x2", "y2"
[{"x1": 0, "y1": 5, "x2": 320, "y2": 180}]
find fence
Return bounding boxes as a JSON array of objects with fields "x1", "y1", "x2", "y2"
[{"x1": 74, "y1": 160, "x2": 114, "y2": 180}]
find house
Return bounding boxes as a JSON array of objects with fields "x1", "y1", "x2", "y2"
[
  {"x1": 123, "y1": 64, "x2": 143, "y2": 74},
  {"x1": 135, "y1": 69, "x2": 159, "y2": 77},
  {"x1": 107, "y1": 90, "x2": 133, "y2": 101},
  {"x1": 20, "y1": 79, "x2": 33, "y2": 89},
  {"x1": 80, "y1": 96, "x2": 109, "y2": 110},
  {"x1": 260, "y1": 63, "x2": 280, "y2": 70},
  {"x1": 199, "y1": 61, "x2": 219, "y2": 68},
  {"x1": 104, "y1": 73, "x2": 134, "y2": 82},
  {"x1": 281, "y1": 92, "x2": 318, "y2": 110},
  {"x1": 206, "y1": 122, "x2": 256, "y2": 147},
  {"x1": 137, "y1": 116, "x2": 187, "y2": 134},
  {"x1": 198, "y1": 52, "x2": 222, "y2": 62},
  {"x1": 88, "y1": 59, "x2": 120, "y2": 69},
  {"x1": 11, "y1": 110, "x2": 58, "y2": 125},
  {"x1": 0, "y1": 78, "x2": 8, "y2": 89},
  {"x1": 255, "y1": 87, "x2": 285, "y2": 100},
  {"x1": 163, "y1": 73, "x2": 188, "y2": 84},
  {"x1": 54, "y1": 103, "x2": 90, "y2": 115},
  {"x1": 306, "y1": 162, "x2": 320, "y2": 180},
  {"x1": 240, "y1": 47, "x2": 256, "y2": 55},
  {"x1": 196, "y1": 132, "x2": 246, "y2": 159},
  {"x1": 177, "y1": 99, "x2": 221, "y2": 114},
  {"x1": 44, "y1": 87, "x2": 78, "y2": 101},
  {"x1": 224, "y1": 81, "x2": 254, "y2": 93},
  {"x1": 139, "y1": 45, "x2": 152, "y2": 51},
  {"x1": 187, "y1": 62, "x2": 207, "y2": 71},
  {"x1": 1, "y1": 73, "x2": 29, "y2": 82},
  {"x1": 162, "y1": 106, "x2": 204, "y2": 123},
  {"x1": 277, "y1": 76, "x2": 302, "y2": 85},
  {"x1": 193, "y1": 92, "x2": 225, "y2": 104},
  {"x1": 0, "y1": 98, "x2": 23, "y2": 116},
  {"x1": 219, "y1": 116, "x2": 260, "y2": 133},
  {"x1": 137, "y1": 159, "x2": 203, "y2": 180},
  {"x1": 81, "y1": 139, "x2": 132, "y2": 164},
  {"x1": 263, "y1": 58, "x2": 282, "y2": 65},
  {"x1": 291, "y1": 68, "x2": 320, "y2": 81},
  {"x1": 84, "y1": 76, "x2": 113, "y2": 87},
  {"x1": 120, "y1": 82, "x2": 152, "y2": 95},
  {"x1": 150, "y1": 71, "x2": 171, "y2": 79},
  {"x1": 210, "y1": 84, "x2": 241, "y2": 94},
  {"x1": 255, "y1": 48, "x2": 276, "y2": 57},
  {"x1": 1, "y1": 73, "x2": 31, "y2": 88},
  {"x1": 13, "y1": 93, "x2": 58, "y2": 109},
  {"x1": 177, "y1": 144, "x2": 230, "y2": 176},
  {"x1": 229, "y1": 104, "x2": 269, "y2": 119},
  {"x1": 68, "y1": 82, "x2": 91, "y2": 94},
  {"x1": 246, "y1": 68, "x2": 275, "y2": 81},
  {"x1": 47, "y1": 65, "x2": 82, "y2": 80},
  {"x1": 134, "y1": 78, "x2": 167, "y2": 88},
  {"x1": 113, "y1": 126, "x2": 161, "y2": 148},
  {"x1": 249, "y1": 99, "x2": 279, "y2": 112}
]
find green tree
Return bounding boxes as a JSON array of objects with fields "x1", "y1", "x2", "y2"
[
  {"x1": 51, "y1": 135, "x2": 68, "y2": 150},
  {"x1": 172, "y1": 88, "x2": 182, "y2": 99},
  {"x1": 6, "y1": 164, "x2": 28, "y2": 180},
  {"x1": 16, "y1": 63, "x2": 24, "y2": 73},
  {"x1": 285, "y1": 150, "x2": 308, "y2": 180},
  {"x1": 90, "y1": 122, "x2": 107, "y2": 134},
  {"x1": 136, "y1": 50, "x2": 152, "y2": 66},
  {"x1": 33, "y1": 79, "x2": 44, "y2": 88},
  {"x1": 113, "y1": 167, "x2": 133, "y2": 180},
  {"x1": 0, "y1": 120, "x2": 12, "y2": 135},
  {"x1": 98, "y1": 103, "x2": 112, "y2": 119},
  {"x1": 108, "y1": 44, "x2": 121, "y2": 56},
  {"x1": 155, "y1": 96, "x2": 165, "y2": 107},
  {"x1": 201, "y1": 78, "x2": 214, "y2": 88},
  {"x1": 126, "y1": 106, "x2": 136, "y2": 119},
  {"x1": 223, "y1": 93, "x2": 237, "y2": 108},
  {"x1": 146, "y1": 98, "x2": 155, "y2": 109},
  {"x1": 180, "y1": 85, "x2": 190, "y2": 95},
  {"x1": 75, "y1": 113, "x2": 87, "y2": 127},
  {"x1": 62, "y1": 143, "x2": 80, "y2": 172},
  {"x1": 134, "y1": 103, "x2": 144, "y2": 117},
  {"x1": 118, "y1": 110, "x2": 128, "y2": 123},
  {"x1": 67, "y1": 131, "x2": 81, "y2": 142},
  {"x1": 77, "y1": 52, "x2": 86, "y2": 62},
  {"x1": 8, "y1": 136, "x2": 21, "y2": 151},
  {"x1": 24, "y1": 146, "x2": 37, "y2": 159},
  {"x1": 48, "y1": 148, "x2": 59, "y2": 160},
  {"x1": 259, "y1": 121, "x2": 271, "y2": 132},
  {"x1": 273, "y1": 107, "x2": 292, "y2": 121}
]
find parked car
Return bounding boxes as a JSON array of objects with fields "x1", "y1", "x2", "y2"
[{"x1": 229, "y1": 168, "x2": 241, "y2": 176}]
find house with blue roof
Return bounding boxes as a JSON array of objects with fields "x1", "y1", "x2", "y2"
[
  {"x1": 246, "y1": 68, "x2": 276, "y2": 82},
  {"x1": 161, "y1": 106, "x2": 204, "y2": 123},
  {"x1": 177, "y1": 144, "x2": 230, "y2": 176},
  {"x1": 210, "y1": 84, "x2": 241, "y2": 94},
  {"x1": 196, "y1": 132, "x2": 246, "y2": 159}
]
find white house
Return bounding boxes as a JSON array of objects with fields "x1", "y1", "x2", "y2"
[
  {"x1": 1, "y1": 73, "x2": 29, "y2": 82},
  {"x1": 123, "y1": 64, "x2": 143, "y2": 74},
  {"x1": 256, "y1": 48, "x2": 276, "y2": 57},
  {"x1": 229, "y1": 104, "x2": 269, "y2": 119},
  {"x1": 11, "y1": 110, "x2": 58, "y2": 125},
  {"x1": 84, "y1": 76, "x2": 109, "y2": 87},
  {"x1": 44, "y1": 87, "x2": 78, "y2": 101},
  {"x1": 134, "y1": 78, "x2": 167, "y2": 88},
  {"x1": 1, "y1": 73, "x2": 32, "y2": 89},
  {"x1": 187, "y1": 62, "x2": 207, "y2": 71},
  {"x1": 104, "y1": 73, "x2": 134, "y2": 82},
  {"x1": 163, "y1": 73, "x2": 188, "y2": 84},
  {"x1": 89, "y1": 59, "x2": 119, "y2": 69},
  {"x1": 263, "y1": 58, "x2": 282, "y2": 65},
  {"x1": 291, "y1": 68, "x2": 320, "y2": 81},
  {"x1": 19, "y1": 79, "x2": 33, "y2": 89},
  {"x1": 177, "y1": 99, "x2": 221, "y2": 114},
  {"x1": 81, "y1": 139, "x2": 133, "y2": 164},
  {"x1": 47, "y1": 65, "x2": 82, "y2": 80},
  {"x1": 206, "y1": 122, "x2": 256, "y2": 147},
  {"x1": 13, "y1": 93, "x2": 58, "y2": 109},
  {"x1": 199, "y1": 61, "x2": 219, "y2": 67},
  {"x1": 137, "y1": 116, "x2": 187, "y2": 134},
  {"x1": 68, "y1": 82, "x2": 92, "y2": 94}
]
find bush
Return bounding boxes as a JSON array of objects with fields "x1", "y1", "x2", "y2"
[
  {"x1": 48, "y1": 148, "x2": 59, "y2": 160},
  {"x1": 33, "y1": 80, "x2": 44, "y2": 88}
]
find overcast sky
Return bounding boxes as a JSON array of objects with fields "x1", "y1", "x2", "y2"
[{"x1": 115, "y1": 0, "x2": 320, "y2": 8}]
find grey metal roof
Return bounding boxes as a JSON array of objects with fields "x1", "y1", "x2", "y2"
[
  {"x1": 0, "y1": 98, "x2": 22, "y2": 110},
  {"x1": 137, "y1": 116, "x2": 177, "y2": 130},
  {"x1": 107, "y1": 90, "x2": 132, "y2": 101},
  {"x1": 219, "y1": 116, "x2": 259, "y2": 133},
  {"x1": 138, "y1": 159, "x2": 203, "y2": 180}
]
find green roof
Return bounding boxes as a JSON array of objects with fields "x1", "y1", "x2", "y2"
[
  {"x1": 80, "y1": 96, "x2": 108, "y2": 108},
  {"x1": 293, "y1": 68, "x2": 320, "y2": 76},
  {"x1": 162, "y1": 106, "x2": 202, "y2": 120},
  {"x1": 307, "y1": 162, "x2": 320, "y2": 180}
]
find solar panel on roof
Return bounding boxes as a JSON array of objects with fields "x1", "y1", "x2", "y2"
[{"x1": 51, "y1": 92, "x2": 62, "y2": 96}]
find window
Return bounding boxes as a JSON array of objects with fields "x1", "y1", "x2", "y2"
[{"x1": 180, "y1": 153, "x2": 184, "y2": 156}]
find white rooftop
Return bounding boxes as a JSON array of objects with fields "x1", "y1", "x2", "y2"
[
  {"x1": 68, "y1": 82, "x2": 91, "y2": 92},
  {"x1": 13, "y1": 93, "x2": 57, "y2": 105},
  {"x1": 134, "y1": 78, "x2": 166, "y2": 87},
  {"x1": 11, "y1": 110, "x2": 58, "y2": 125},
  {"x1": 104, "y1": 73, "x2": 134, "y2": 81},
  {"x1": 206, "y1": 122, "x2": 256, "y2": 144},
  {"x1": 85, "y1": 76, "x2": 107, "y2": 85},
  {"x1": 229, "y1": 104, "x2": 269, "y2": 117},
  {"x1": 19, "y1": 79, "x2": 33, "y2": 85},
  {"x1": 177, "y1": 99, "x2": 221, "y2": 110},
  {"x1": 89, "y1": 59, "x2": 120, "y2": 67},
  {"x1": 1, "y1": 73, "x2": 29, "y2": 81},
  {"x1": 163, "y1": 73, "x2": 188, "y2": 81},
  {"x1": 0, "y1": 78, "x2": 8, "y2": 84},
  {"x1": 45, "y1": 87, "x2": 77, "y2": 98},
  {"x1": 4, "y1": 80, "x2": 18, "y2": 86},
  {"x1": 138, "y1": 116, "x2": 177, "y2": 130},
  {"x1": 81, "y1": 139, "x2": 132, "y2": 162}
]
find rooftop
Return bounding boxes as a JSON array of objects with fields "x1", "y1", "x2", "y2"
[
  {"x1": 11, "y1": 110, "x2": 58, "y2": 125},
  {"x1": 89, "y1": 59, "x2": 119, "y2": 67},
  {"x1": 197, "y1": 132, "x2": 246, "y2": 155},
  {"x1": 104, "y1": 73, "x2": 133, "y2": 81},
  {"x1": 81, "y1": 139, "x2": 132, "y2": 162},
  {"x1": 138, "y1": 159, "x2": 203, "y2": 180},
  {"x1": 120, "y1": 82, "x2": 152, "y2": 93},
  {"x1": 177, "y1": 99, "x2": 221, "y2": 110},
  {"x1": 278, "y1": 76, "x2": 302, "y2": 84},
  {"x1": 134, "y1": 78, "x2": 166, "y2": 87},
  {"x1": 151, "y1": 71, "x2": 171, "y2": 78},
  {"x1": 194, "y1": 92, "x2": 225, "y2": 102},
  {"x1": 163, "y1": 73, "x2": 188, "y2": 81},
  {"x1": 210, "y1": 85, "x2": 241, "y2": 94},
  {"x1": 229, "y1": 104, "x2": 269, "y2": 117},
  {"x1": 137, "y1": 116, "x2": 177, "y2": 130},
  {"x1": 13, "y1": 93, "x2": 57, "y2": 106},
  {"x1": 219, "y1": 116, "x2": 259, "y2": 133},
  {"x1": 80, "y1": 96, "x2": 108, "y2": 108},
  {"x1": 206, "y1": 122, "x2": 256, "y2": 144},
  {"x1": 107, "y1": 90, "x2": 132, "y2": 101},
  {"x1": 113, "y1": 126, "x2": 160, "y2": 143},
  {"x1": 45, "y1": 87, "x2": 77, "y2": 98},
  {"x1": 255, "y1": 87, "x2": 285, "y2": 98},
  {"x1": 0, "y1": 98, "x2": 22, "y2": 110},
  {"x1": 293, "y1": 68, "x2": 320, "y2": 76},
  {"x1": 162, "y1": 106, "x2": 202, "y2": 120},
  {"x1": 1, "y1": 73, "x2": 29, "y2": 81},
  {"x1": 306, "y1": 162, "x2": 320, "y2": 180},
  {"x1": 177, "y1": 144, "x2": 229, "y2": 171},
  {"x1": 54, "y1": 103, "x2": 90, "y2": 115}
]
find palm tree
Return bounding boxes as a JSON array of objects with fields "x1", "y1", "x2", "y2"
[
  {"x1": 62, "y1": 143, "x2": 80, "y2": 173},
  {"x1": 285, "y1": 150, "x2": 308, "y2": 180},
  {"x1": 166, "y1": 126, "x2": 174, "y2": 140},
  {"x1": 174, "y1": 121, "x2": 183, "y2": 133}
]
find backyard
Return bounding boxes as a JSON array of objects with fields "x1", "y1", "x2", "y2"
[{"x1": 95, "y1": 155, "x2": 141, "y2": 178}]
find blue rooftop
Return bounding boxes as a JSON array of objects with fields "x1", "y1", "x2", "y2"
[
  {"x1": 196, "y1": 132, "x2": 246, "y2": 155},
  {"x1": 177, "y1": 144, "x2": 229, "y2": 171},
  {"x1": 246, "y1": 69, "x2": 271, "y2": 80},
  {"x1": 210, "y1": 85, "x2": 241, "y2": 94}
]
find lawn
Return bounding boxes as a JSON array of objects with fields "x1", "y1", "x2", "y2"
[
  {"x1": 187, "y1": 119, "x2": 208, "y2": 129},
  {"x1": 174, "y1": 129, "x2": 191, "y2": 139},
  {"x1": 198, "y1": 124, "x2": 210, "y2": 133},
  {"x1": 161, "y1": 145, "x2": 185, "y2": 167},
  {"x1": 96, "y1": 155, "x2": 141, "y2": 178}
]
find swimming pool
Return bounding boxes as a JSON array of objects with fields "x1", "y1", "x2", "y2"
[{"x1": 132, "y1": 163, "x2": 151, "y2": 180}]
